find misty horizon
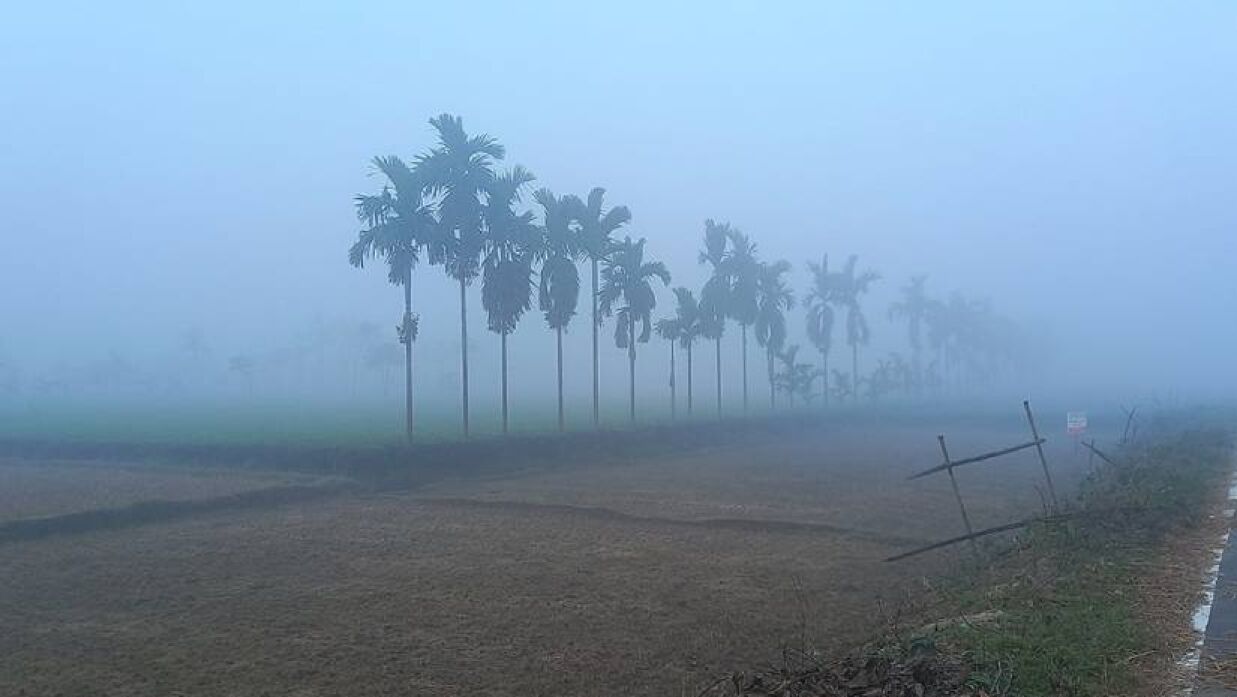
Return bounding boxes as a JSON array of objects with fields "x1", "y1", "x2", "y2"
[{"x1": 3, "y1": 2, "x2": 1235, "y2": 426}]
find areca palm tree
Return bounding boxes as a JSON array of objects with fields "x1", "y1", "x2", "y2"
[
  {"x1": 832, "y1": 255, "x2": 880, "y2": 400},
  {"x1": 805, "y1": 255, "x2": 836, "y2": 407},
  {"x1": 481, "y1": 166, "x2": 537, "y2": 435},
  {"x1": 888, "y1": 275, "x2": 931, "y2": 392},
  {"x1": 699, "y1": 220, "x2": 732, "y2": 417},
  {"x1": 667, "y1": 287, "x2": 701, "y2": 415},
  {"x1": 573, "y1": 188, "x2": 631, "y2": 428},
  {"x1": 534, "y1": 188, "x2": 581, "y2": 432},
  {"x1": 725, "y1": 229, "x2": 760, "y2": 414},
  {"x1": 773, "y1": 344, "x2": 817, "y2": 407},
  {"x1": 654, "y1": 315, "x2": 683, "y2": 419},
  {"x1": 599, "y1": 237, "x2": 670, "y2": 424},
  {"x1": 926, "y1": 292, "x2": 990, "y2": 393},
  {"x1": 416, "y1": 114, "x2": 504, "y2": 438},
  {"x1": 349, "y1": 155, "x2": 437, "y2": 443},
  {"x1": 754, "y1": 260, "x2": 794, "y2": 409}
]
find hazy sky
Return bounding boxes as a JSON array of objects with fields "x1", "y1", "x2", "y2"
[{"x1": 2, "y1": 1, "x2": 1235, "y2": 407}]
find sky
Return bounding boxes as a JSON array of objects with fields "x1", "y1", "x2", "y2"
[{"x1": 1, "y1": 1, "x2": 1235, "y2": 419}]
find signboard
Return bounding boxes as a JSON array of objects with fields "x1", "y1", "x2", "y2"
[{"x1": 1067, "y1": 412, "x2": 1088, "y2": 435}]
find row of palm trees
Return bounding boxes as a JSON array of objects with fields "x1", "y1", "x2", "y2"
[
  {"x1": 349, "y1": 114, "x2": 670, "y2": 440},
  {"x1": 349, "y1": 114, "x2": 1018, "y2": 442}
]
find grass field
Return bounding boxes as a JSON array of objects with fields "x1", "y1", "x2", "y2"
[{"x1": 0, "y1": 416, "x2": 1096, "y2": 696}]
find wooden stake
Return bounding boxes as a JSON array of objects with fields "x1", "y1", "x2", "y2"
[
  {"x1": 1081, "y1": 439, "x2": 1120, "y2": 468},
  {"x1": 1023, "y1": 400, "x2": 1059, "y2": 511},
  {"x1": 938, "y1": 434, "x2": 978, "y2": 557},
  {"x1": 907, "y1": 438, "x2": 1045, "y2": 480}
]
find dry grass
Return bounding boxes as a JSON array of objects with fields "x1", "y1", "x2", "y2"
[
  {"x1": 1128, "y1": 505, "x2": 1229, "y2": 695},
  {"x1": 0, "y1": 422, "x2": 1094, "y2": 696}
]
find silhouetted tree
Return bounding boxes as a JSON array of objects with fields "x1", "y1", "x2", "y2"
[
  {"x1": 726, "y1": 229, "x2": 760, "y2": 414},
  {"x1": 534, "y1": 188, "x2": 581, "y2": 432},
  {"x1": 481, "y1": 166, "x2": 537, "y2": 435},
  {"x1": 573, "y1": 188, "x2": 631, "y2": 428},
  {"x1": 832, "y1": 255, "x2": 879, "y2": 400},
  {"x1": 754, "y1": 260, "x2": 794, "y2": 409},
  {"x1": 349, "y1": 155, "x2": 436, "y2": 442},
  {"x1": 599, "y1": 237, "x2": 670, "y2": 424},
  {"x1": 888, "y1": 275, "x2": 931, "y2": 392},
  {"x1": 666, "y1": 287, "x2": 702, "y2": 415},
  {"x1": 830, "y1": 369, "x2": 853, "y2": 403},
  {"x1": 805, "y1": 255, "x2": 837, "y2": 407},
  {"x1": 699, "y1": 220, "x2": 733, "y2": 417},
  {"x1": 416, "y1": 114, "x2": 503, "y2": 437},
  {"x1": 774, "y1": 344, "x2": 817, "y2": 407},
  {"x1": 654, "y1": 314, "x2": 683, "y2": 419}
]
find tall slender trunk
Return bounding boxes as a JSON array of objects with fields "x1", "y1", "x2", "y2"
[
  {"x1": 556, "y1": 326, "x2": 564, "y2": 432},
  {"x1": 741, "y1": 324, "x2": 749, "y2": 414},
  {"x1": 669, "y1": 340, "x2": 677, "y2": 420},
  {"x1": 501, "y1": 330, "x2": 509, "y2": 435},
  {"x1": 628, "y1": 318, "x2": 636, "y2": 424},
  {"x1": 767, "y1": 347, "x2": 775, "y2": 410},
  {"x1": 591, "y1": 259, "x2": 600, "y2": 428},
  {"x1": 821, "y1": 349, "x2": 829, "y2": 408},
  {"x1": 715, "y1": 335, "x2": 723, "y2": 418},
  {"x1": 911, "y1": 322, "x2": 922, "y2": 396},
  {"x1": 458, "y1": 276, "x2": 470, "y2": 438},
  {"x1": 403, "y1": 269, "x2": 414, "y2": 444},
  {"x1": 912, "y1": 344, "x2": 921, "y2": 397},
  {"x1": 686, "y1": 342, "x2": 694, "y2": 415},
  {"x1": 851, "y1": 342, "x2": 859, "y2": 402}
]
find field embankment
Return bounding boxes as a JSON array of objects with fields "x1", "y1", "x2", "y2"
[{"x1": 704, "y1": 415, "x2": 1235, "y2": 696}]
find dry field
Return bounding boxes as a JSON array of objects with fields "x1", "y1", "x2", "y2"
[
  {"x1": 0, "y1": 458, "x2": 313, "y2": 522},
  {"x1": 0, "y1": 420, "x2": 1090, "y2": 696}
]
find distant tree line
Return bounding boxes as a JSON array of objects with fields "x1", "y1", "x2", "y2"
[{"x1": 347, "y1": 114, "x2": 1028, "y2": 442}]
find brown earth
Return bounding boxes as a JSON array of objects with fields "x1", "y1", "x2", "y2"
[
  {"x1": 0, "y1": 458, "x2": 312, "y2": 522},
  {"x1": 0, "y1": 421, "x2": 1090, "y2": 696}
]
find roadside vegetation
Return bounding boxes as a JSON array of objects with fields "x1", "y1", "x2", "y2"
[{"x1": 704, "y1": 414, "x2": 1234, "y2": 696}]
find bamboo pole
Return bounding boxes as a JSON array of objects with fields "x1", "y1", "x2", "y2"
[
  {"x1": 938, "y1": 434, "x2": 978, "y2": 558},
  {"x1": 1081, "y1": 439, "x2": 1120, "y2": 468},
  {"x1": 907, "y1": 438, "x2": 1046, "y2": 480},
  {"x1": 1023, "y1": 400, "x2": 1058, "y2": 511}
]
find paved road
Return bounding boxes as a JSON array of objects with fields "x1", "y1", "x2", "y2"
[{"x1": 1197, "y1": 476, "x2": 1237, "y2": 696}]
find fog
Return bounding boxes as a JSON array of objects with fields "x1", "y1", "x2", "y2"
[{"x1": 2, "y1": 2, "x2": 1235, "y2": 434}]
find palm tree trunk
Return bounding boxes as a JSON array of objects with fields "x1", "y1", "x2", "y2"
[
  {"x1": 767, "y1": 347, "x2": 775, "y2": 410},
  {"x1": 851, "y1": 342, "x2": 859, "y2": 402},
  {"x1": 741, "y1": 324, "x2": 749, "y2": 414},
  {"x1": 501, "y1": 330, "x2": 509, "y2": 435},
  {"x1": 912, "y1": 344, "x2": 921, "y2": 397},
  {"x1": 715, "y1": 336, "x2": 723, "y2": 418},
  {"x1": 628, "y1": 319, "x2": 636, "y2": 424},
  {"x1": 459, "y1": 275, "x2": 470, "y2": 438},
  {"x1": 821, "y1": 349, "x2": 829, "y2": 408},
  {"x1": 686, "y1": 342, "x2": 694, "y2": 415},
  {"x1": 403, "y1": 269, "x2": 414, "y2": 444},
  {"x1": 591, "y1": 258, "x2": 600, "y2": 428},
  {"x1": 669, "y1": 340, "x2": 677, "y2": 420},
  {"x1": 556, "y1": 326, "x2": 564, "y2": 432}
]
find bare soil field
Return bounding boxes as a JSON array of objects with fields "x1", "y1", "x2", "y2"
[
  {"x1": 0, "y1": 420, "x2": 1092, "y2": 696},
  {"x1": 0, "y1": 459, "x2": 312, "y2": 522}
]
